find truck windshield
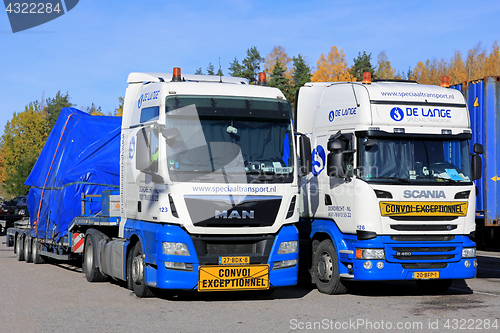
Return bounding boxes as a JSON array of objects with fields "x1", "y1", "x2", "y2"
[
  {"x1": 164, "y1": 96, "x2": 294, "y2": 183},
  {"x1": 359, "y1": 137, "x2": 472, "y2": 184}
]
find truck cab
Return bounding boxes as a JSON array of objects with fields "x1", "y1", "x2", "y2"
[
  {"x1": 116, "y1": 69, "x2": 299, "y2": 295},
  {"x1": 296, "y1": 74, "x2": 483, "y2": 294}
]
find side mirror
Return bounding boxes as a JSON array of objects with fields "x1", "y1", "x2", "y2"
[
  {"x1": 471, "y1": 154, "x2": 482, "y2": 181},
  {"x1": 136, "y1": 128, "x2": 151, "y2": 171},
  {"x1": 473, "y1": 143, "x2": 484, "y2": 155},
  {"x1": 299, "y1": 135, "x2": 312, "y2": 174},
  {"x1": 160, "y1": 127, "x2": 181, "y2": 147},
  {"x1": 327, "y1": 151, "x2": 344, "y2": 177}
]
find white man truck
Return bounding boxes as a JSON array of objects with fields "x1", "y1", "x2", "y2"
[
  {"x1": 296, "y1": 74, "x2": 483, "y2": 294},
  {"x1": 7, "y1": 69, "x2": 299, "y2": 297}
]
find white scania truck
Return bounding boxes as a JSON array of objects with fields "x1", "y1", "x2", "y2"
[
  {"x1": 296, "y1": 74, "x2": 483, "y2": 294},
  {"x1": 8, "y1": 69, "x2": 299, "y2": 297}
]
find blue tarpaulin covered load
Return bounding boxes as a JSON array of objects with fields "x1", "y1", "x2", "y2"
[{"x1": 25, "y1": 107, "x2": 121, "y2": 240}]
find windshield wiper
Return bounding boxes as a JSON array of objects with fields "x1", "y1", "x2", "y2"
[
  {"x1": 250, "y1": 173, "x2": 284, "y2": 183},
  {"x1": 374, "y1": 176, "x2": 411, "y2": 183}
]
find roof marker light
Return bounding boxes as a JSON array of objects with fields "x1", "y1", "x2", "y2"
[
  {"x1": 362, "y1": 72, "x2": 371, "y2": 84},
  {"x1": 441, "y1": 76, "x2": 450, "y2": 88},
  {"x1": 258, "y1": 72, "x2": 267, "y2": 86},
  {"x1": 172, "y1": 67, "x2": 182, "y2": 82}
]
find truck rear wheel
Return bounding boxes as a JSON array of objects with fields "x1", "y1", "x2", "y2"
[
  {"x1": 83, "y1": 233, "x2": 107, "y2": 282},
  {"x1": 416, "y1": 279, "x2": 452, "y2": 294},
  {"x1": 16, "y1": 234, "x2": 25, "y2": 261},
  {"x1": 24, "y1": 236, "x2": 33, "y2": 263},
  {"x1": 32, "y1": 238, "x2": 45, "y2": 264},
  {"x1": 313, "y1": 239, "x2": 348, "y2": 294},
  {"x1": 130, "y1": 242, "x2": 154, "y2": 298}
]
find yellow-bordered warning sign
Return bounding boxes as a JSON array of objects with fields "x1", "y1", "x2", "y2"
[
  {"x1": 198, "y1": 265, "x2": 269, "y2": 291},
  {"x1": 380, "y1": 201, "x2": 468, "y2": 217}
]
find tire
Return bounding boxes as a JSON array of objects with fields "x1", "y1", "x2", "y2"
[
  {"x1": 24, "y1": 236, "x2": 33, "y2": 263},
  {"x1": 16, "y1": 234, "x2": 25, "y2": 261},
  {"x1": 130, "y1": 242, "x2": 154, "y2": 298},
  {"x1": 416, "y1": 279, "x2": 452, "y2": 294},
  {"x1": 32, "y1": 238, "x2": 45, "y2": 264},
  {"x1": 83, "y1": 233, "x2": 107, "y2": 282},
  {"x1": 312, "y1": 239, "x2": 348, "y2": 294}
]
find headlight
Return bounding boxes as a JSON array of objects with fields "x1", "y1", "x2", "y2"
[
  {"x1": 356, "y1": 248, "x2": 385, "y2": 260},
  {"x1": 162, "y1": 242, "x2": 190, "y2": 256},
  {"x1": 277, "y1": 240, "x2": 298, "y2": 254},
  {"x1": 462, "y1": 247, "x2": 476, "y2": 258}
]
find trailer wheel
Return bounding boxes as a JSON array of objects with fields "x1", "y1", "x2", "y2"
[
  {"x1": 130, "y1": 242, "x2": 154, "y2": 298},
  {"x1": 24, "y1": 235, "x2": 33, "y2": 263},
  {"x1": 16, "y1": 234, "x2": 25, "y2": 261},
  {"x1": 312, "y1": 239, "x2": 348, "y2": 294},
  {"x1": 83, "y1": 233, "x2": 107, "y2": 282},
  {"x1": 32, "y1": 238, "x2": 45, "y2": 264},
  {"x1": 416, "y1": 279, "x2": 452, "y2": 294}
]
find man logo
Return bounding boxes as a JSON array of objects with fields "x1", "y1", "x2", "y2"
[
  {"x1": 215, "y1": 210, "x2": 255, "y2": 219},
  {"x1": 5, "y1": 0, "x2": 80, "y2": 33}
]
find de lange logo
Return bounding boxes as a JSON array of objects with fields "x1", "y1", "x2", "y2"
[
  {"x1": 390, "y1": 107, "x2": 404, "y2": 121},
  {"x1": 4, "y1": 0, "x2": 79, "y2": 33},
  {"x1": 311, "y1": 145, "x2": 326, "y2": 176}
]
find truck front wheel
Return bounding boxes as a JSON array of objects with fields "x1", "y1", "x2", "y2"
[
  {"x1": 130, "y1": 242, "x2": 154, "y2": 298},
  {"x1": 313, "y1": 239, "x2": 348, "y2": 294}
]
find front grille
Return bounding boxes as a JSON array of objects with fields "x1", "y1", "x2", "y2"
[
  {"x1": 393, "y1": 247, "x2": 456, "y2": 252},
  {"x1": 402, "y1": 263, "x2": 448, "y2": 269},
  {"x1": 386, "y1": 242, "x2": 460, "y2": 263},
  {"x1": 390, "y1": 224, "x2": 457, "y2": 231},
  {"x1": 185, "y1": 195, "x2": 281, "y2": 227},
  {"x1": 389, "y1": 216, "x2": 458, "y2": 221},
  {"x1": 394, "y1": 254, "x2": 455, "y2": 260},
  {"x1": 390, "y1": 235, "x2": 455, "y2": 242},
  {"x1": 190, "y1": 234, "x2": 275, "y2": 265}
]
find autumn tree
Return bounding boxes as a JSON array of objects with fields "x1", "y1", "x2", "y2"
[
  {"x1": 484, "y1": 40, "x2": 500, "y2": 76},
  {"x1": 113, "y1": 97, "x2": 124, "y2": 117},
  {"x1": 448, "y1": 51, "x2": 467, "y2": 85},
  {"x1": 466, "y1": 43, "x2": 487, "y2": 81},
  {"x1": 350, "y1": 51, "x2": 375, "y2": 81},
  {"x1": 264, "y1": 46, "x2": 292, "y2": 81},
  {"x1": 241, "y1": 46, "x2": 264, "y2": 83},
  {"x1": 311, "y1": 46, "x2": 352, "y2": 82},
  {"x1": 86, "y1": 103, "x2": 104, "y2": 116},
  {"x1": 375, "y1": 51, "x2": 396, "y2": 79},
  {"x1": 0, "y1": 102, "x2": 49, "y2": 195}
]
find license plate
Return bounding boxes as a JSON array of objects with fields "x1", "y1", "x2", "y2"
[
  {"x1": 198, "y1": 265, "x2": 269, "y2": 291},
  {"x1": 412, "y1": 271, "x2": 439, "y2": 279},
  {"x1": 218, "y1": 256, "x2": 250, "y2": 265}
]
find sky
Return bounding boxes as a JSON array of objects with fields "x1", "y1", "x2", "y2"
[{"x1": 1, "y1": 0, "x2": 499, "y2": 137}]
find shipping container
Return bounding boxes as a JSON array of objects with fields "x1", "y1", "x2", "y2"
[{"x1": 452, "y1": 76, "x2": 500, "y2": 245}]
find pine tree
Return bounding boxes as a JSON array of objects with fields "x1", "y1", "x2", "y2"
[
  {"x1": 242, "y1": 46, "x2": 263, "y2": 83},
  {"x1": 350, "y1": 51, "x2": 375, "y2": 81},
  {"x1": 228, "y1": 57, "x2": 243, "y2": 77},
  {"x1": 46, "y1": 91, "x2": 74, "y2": 132},
  {"x1": 207, "y1": 62, "x2": 215, "y2": 76}
]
